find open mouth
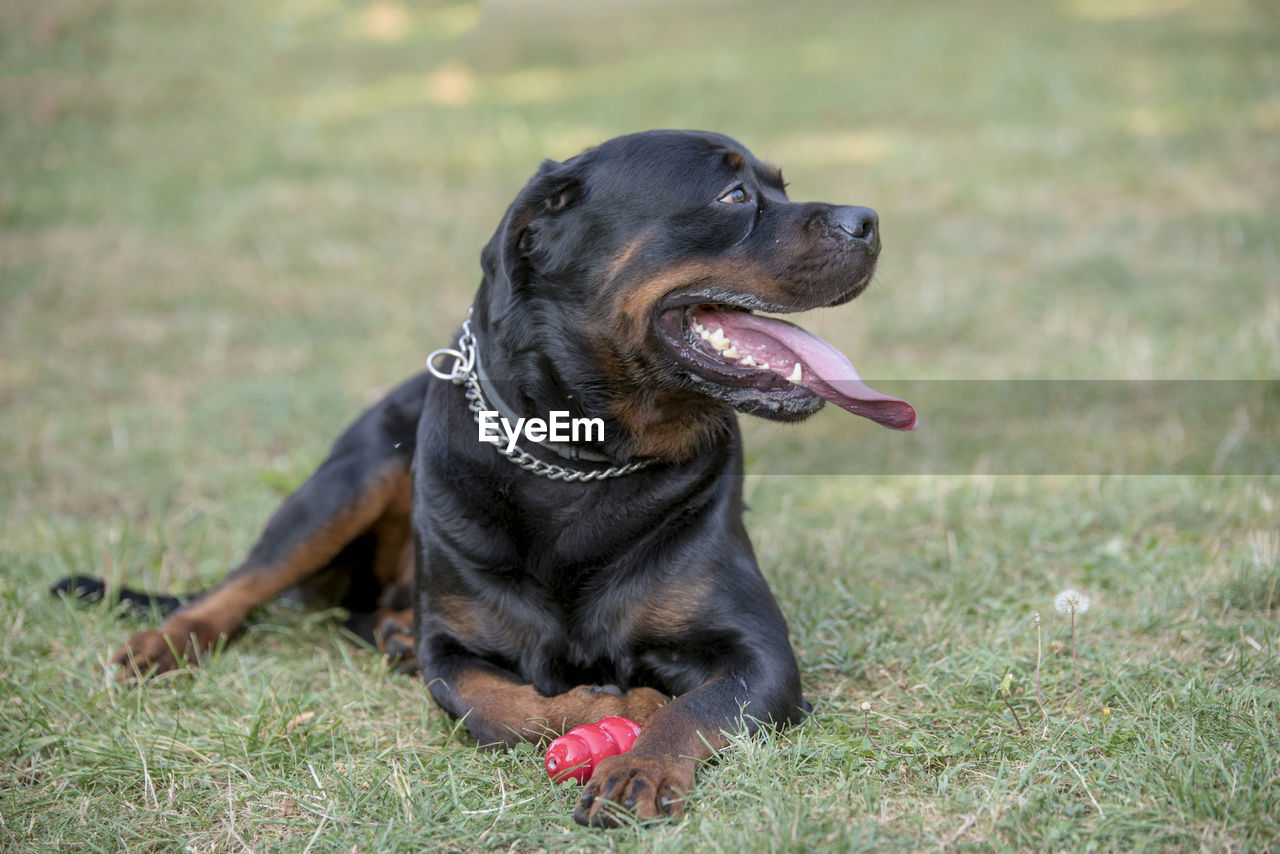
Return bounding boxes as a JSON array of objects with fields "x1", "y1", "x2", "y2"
[{"x1": 658, "y1": 303, "x2": 917, "y2": 431}]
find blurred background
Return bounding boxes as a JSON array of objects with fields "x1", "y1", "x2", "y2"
[
  {"x1": 1, "y1": 0, "x2": 1276, "y2": 575},
  {"x1": 3, "y1": 0, "x2": 1277, "y2": 498}
]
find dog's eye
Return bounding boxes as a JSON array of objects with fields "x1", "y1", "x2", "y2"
[{"x1": 717, "y1": 186, "x2": 752, "y2": 205}]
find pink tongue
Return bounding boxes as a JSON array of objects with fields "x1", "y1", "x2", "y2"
[{"x1": 699, "y1": 308, "x2": 918, "y2": 431}]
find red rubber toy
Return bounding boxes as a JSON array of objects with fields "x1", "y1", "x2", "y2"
[{"x1": 545, "y1": 716, "x2": 643, "y2": 784}]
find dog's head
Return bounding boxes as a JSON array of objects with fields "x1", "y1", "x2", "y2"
[{"x1": 475, "y1": 130, "x2": 915, "y2": 462}]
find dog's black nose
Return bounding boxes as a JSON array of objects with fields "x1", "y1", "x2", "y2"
[{"x1": 833, "y1": 206, "x2": 878, "y2": 247}]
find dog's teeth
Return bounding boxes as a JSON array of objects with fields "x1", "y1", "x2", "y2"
[
  {"x1": 740, "y1": 354, "x2": 757, "y2": 367},
  {"x1": 787, "y1": 362, "x2": 803, "y2": 383},
  {"x1": 723, "y1": 346, "x2": 739, "y2": 359},
  {"x1": 759, "y1": 362, "x2": 770, "y2": 371},
  {"x1": 709, "y1": 328, "x2": 730, "y2": 351}
]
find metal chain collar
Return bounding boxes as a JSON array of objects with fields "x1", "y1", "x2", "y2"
[{"x1": 426, "y1": 315, "x2": 652, "y2": 482}]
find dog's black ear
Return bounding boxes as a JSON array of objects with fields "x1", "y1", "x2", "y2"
[
  {"x1": 543, "y1": 179, "x2": 583, "y2": 213},
  {"x1": 515, "y1": 175, "x2": 583, "y2": 258},
  {"x1": 479, "y1": 159, "x2": 583, "y2": 308}
]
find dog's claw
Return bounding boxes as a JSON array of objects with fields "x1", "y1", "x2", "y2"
[
  {"x1": 573, "y1": 753, "x2": 694, "y2": 827},
  {"x1": 373, "y1": 609, "x2": 418, "y2": 675}
]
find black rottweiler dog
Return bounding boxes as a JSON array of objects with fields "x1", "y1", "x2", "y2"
[{"x1": 63, "y1": 130, "x2": 916, "y2": 826}]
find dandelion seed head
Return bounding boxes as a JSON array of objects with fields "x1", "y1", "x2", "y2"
[
  {"x1": 1054, "y1": 588, "x2": 1090, "y2": 615},
  {"x1": 860, "y1": 701, "x2": 872, "y2": 713},
  {"x1": 1033, "y1": 612, "x2": 1041, "y2": 625}
]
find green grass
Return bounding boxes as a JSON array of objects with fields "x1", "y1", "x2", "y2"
[{"x1": 2, "y1": 0, "x2": 1278, "y2": 849}]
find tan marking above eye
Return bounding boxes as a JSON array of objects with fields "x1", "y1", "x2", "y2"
[{"x1": 607, "y1": 231, "x2": 652, "y2": 282}]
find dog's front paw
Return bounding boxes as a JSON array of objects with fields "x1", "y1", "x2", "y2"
[
  {"x1": 111, "y1": 616, "x2": 219, "y2": 680},
  {"x1": 618, "y1": 686, "x2": 669, "y2": 726},
  {"x1": 572, "y1": 753, "x2": 695, "y2": 827},
  {"x1": 564, "y1": 684, "x2": 668, "y2": 728}
]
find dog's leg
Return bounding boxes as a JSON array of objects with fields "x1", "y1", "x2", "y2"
[
  {"x1": 422, "y1": 656, "x2": 670, "y2": 748},
  {"x1": 112, "y1": 375, "x2": 430, "y2": 679},
  {"x1": 113, "y1": 460, "x2": 410, "y2": 678}
]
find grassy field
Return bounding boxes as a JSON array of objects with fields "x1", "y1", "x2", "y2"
[{"x1": 2, "y1": 0, "x2": 1278, "y2": 850}]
